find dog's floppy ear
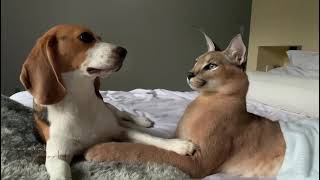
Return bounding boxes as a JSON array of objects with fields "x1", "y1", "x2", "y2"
[
  {"x1": 94, "y1": 77, "x2": 103, "y2": 100},
  {"x1": 223, "y1": 34, "x2": 246, "y2": 65},
  {"x1": 20, "y1": 35, "x2": 66, "y2": 105}
]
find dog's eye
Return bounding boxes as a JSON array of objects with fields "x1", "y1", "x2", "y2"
[
  {"x1": 79, "y1": 32, "x2": 95, "y2": 43},
  {"x1": 203, "y1": 63, "x2": 218, "y2": 71}
]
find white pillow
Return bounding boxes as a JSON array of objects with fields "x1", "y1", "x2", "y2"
[
  {"x1": 287, "y1": 50, "x2": 319, "y2": 70},
  {"x1": 247, "y1": 71, "x2": 319, "y2": 118},
  {"x1": 269, "y1": 65, "x2": 319, "y2": 79}
]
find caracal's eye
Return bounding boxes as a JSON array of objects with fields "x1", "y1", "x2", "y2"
[{"x1": 203, "y1": 63, "x2": 218, "y2": 71}]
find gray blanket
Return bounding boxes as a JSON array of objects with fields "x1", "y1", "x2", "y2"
[{"x1": 1, "y1": 95, "x2": 191, "y2": 180}]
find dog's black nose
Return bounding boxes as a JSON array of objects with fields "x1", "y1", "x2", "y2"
[
  {"x1": 115, "y1": 47, "x2": 127, "y2": 58},
  {"x1": 187, "y1": 72, "x2": 195, "y2": 80}
]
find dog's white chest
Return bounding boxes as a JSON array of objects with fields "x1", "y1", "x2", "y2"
[
  {"x1": 48, "y1": 96, "x2": 120, "y2": 148},
  {"x1": 46, "y1": 72, "x2": 121, "y2": 151}
]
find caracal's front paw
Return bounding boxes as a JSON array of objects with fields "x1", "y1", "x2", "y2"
[
  {"x1": 167, "y1": 139, "x2": 198, "y2": 156},
  {"x1": 84, "y1": 143, "x2": 107, "y2": 162}
]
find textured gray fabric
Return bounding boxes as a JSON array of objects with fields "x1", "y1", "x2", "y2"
[{"x1": 1, "y1": 95, "x2": 191, "y2": 180}]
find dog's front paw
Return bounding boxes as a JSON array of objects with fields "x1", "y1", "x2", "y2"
[
  {"x1": 46, "y1": 158, "x2": 72, "y2": 180},
  {"x1": 120, "y1": 112, "x2": 155, "y2": 128},
  {"x1": 167, "y1": 139, "x2": 198, "y2": 156},
  {"x1": 133, "y1": 117, "x2": 154, "y2": 128},
  {"x1": 50, "y1": 176, "x2": 72, "y2": 180}
]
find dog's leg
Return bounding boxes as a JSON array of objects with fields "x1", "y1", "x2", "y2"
[
  {"x1": 105, "y1": 103, "x2": 154, "y2": 128},
  {"x1": 121, "y1": 128, "x2": 197, "y2": 155},
  {"x1": 45, "y1": 137, "x2": 77, "y2": 180}
]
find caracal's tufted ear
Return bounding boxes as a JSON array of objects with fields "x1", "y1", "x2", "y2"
[
  {"x1": 20, "y1": 34, "x2": 66, "y2": 105},
  {"x1": 223, "y1": 34, "x2": 246, "y2": 65},
  {"x1": 193, "y1": 27, "x2": 216, "y2": 52},
  {"x1": 200, "y1": 31, "x2": 215, "y2": 52}
]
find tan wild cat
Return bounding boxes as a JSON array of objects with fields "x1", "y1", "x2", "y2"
[{"x1": 85, "y1": 33, "x2": 286, "y2": 178}]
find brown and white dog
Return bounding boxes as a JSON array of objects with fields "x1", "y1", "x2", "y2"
[
  {"x1": 20, "y1": 24, "x2": 197, "y2": 180},
  {"x1": 84, "y1": 33, "x2": 286, "y2": 178}
]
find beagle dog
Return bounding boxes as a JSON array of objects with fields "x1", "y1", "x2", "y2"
[{"x1": 20, "y1": 24, "x2": 196, "y2": 180}]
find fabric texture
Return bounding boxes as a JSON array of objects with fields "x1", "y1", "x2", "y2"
[
  {"x1": 286, "y1": 50, "x2": 319, "y2": 70},
  {"x1": 278, "y1": 119, "x2": 319, "y2": 180},
  {"x1": 1, "y1": 94, "x2": 191, "y2": 180},
  {"x1": 7, "y1": 89, "x2": 320, "y2": 180},
  {"x1": 247, "y1": 71, "x2": 319, "y2": 118},
  {"x1": 269, "y1": 65, "x2": 319, "y2": 79}
]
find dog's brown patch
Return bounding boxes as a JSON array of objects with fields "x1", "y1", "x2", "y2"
[
  {"x1": 32, "y1": 101, "x2": 50, "y2": 143},
  {"x1": 20, "y1": 24, "x2": 100, "y2": 105}
]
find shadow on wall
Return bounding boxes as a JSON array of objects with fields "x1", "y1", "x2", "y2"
[{"x1": 1, "y1": 0, "x2": 252, "y2": 96}]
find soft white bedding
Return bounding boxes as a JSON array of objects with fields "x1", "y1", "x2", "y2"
[
  {"x1": 268, "y1": 50, "x2": 319, "y2": 79},
  {"x1": 10, "y1": 89, "x2": 319, "y2": 180},
  {"x1": 268, "y1": 65, "x2": 319, "y2": 79},
  {"x1": 247, "y1": 71, "x2": 319, "y2": 119},
  {"x1": 286, "y1": 50, "x2": 319, "y2": 71}
]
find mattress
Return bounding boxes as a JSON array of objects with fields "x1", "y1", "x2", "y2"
[{"x1": 10, "y1": 89, "x2": 318, "y2": 180}]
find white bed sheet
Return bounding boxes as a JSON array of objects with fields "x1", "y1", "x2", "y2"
[{"x1": 9, "y1": 89, "x2": 318, "y2": 180}]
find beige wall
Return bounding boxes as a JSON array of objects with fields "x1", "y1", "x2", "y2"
[{"x1": 247, "y1": 0, "x2": 319, "y2": 71}]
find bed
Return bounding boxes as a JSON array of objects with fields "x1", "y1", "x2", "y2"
[{"x1": 2, "y1": 50, "x2": 319, "y2": 180}]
